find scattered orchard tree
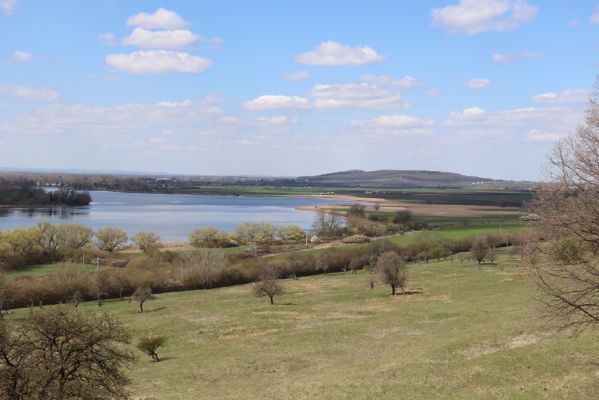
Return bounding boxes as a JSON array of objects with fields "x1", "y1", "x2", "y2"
[
  {"x1": 470, "y1": 236, "x2": 490, "y2": 266},
  {"x1": 136, "y1": 336, "x2": 167, "y2": 362},
  {"x1": 0, "y1": 308, "x2": 133, "y2": 400},
  {"x1": 376, "y1": 251, "x2": 408, "y2": 295},
  {"x1": 95, "y1": 227, "x2": 128, "y2": 254},
  {"x1": 132, "y1": 285, "x2": 154, "y2": 313},
  {"x1": 253, "y1": 266, "x2": 284, "y2": 305}
]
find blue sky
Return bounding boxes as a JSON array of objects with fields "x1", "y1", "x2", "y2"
[{"x1": 0, "y1": 0, "x2": 597, "y2": 180}]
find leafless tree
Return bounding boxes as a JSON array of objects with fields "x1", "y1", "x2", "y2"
[
  {"x1": 470, "y1": 236, "x2": 489, "y2": 267},
  {"x1": 312, "y1": 210, "x2": 343, "y2": 237},
  {"x1": 132, "y1": 286, "x2": 154, "y2": 313},
  {"x1": 376, "y1": 251, "x2": 408, "y2": 295},
  {"x1": 0, "y1": 308, "x2": 134, "y2": 400},
  {"x1": 528, "y1": 90, "x2": 599, "y2": 333},
  {"x1": 253, "y1": 266, "x2": 284, "y2": 305},
  {"x1": 180, "y1": 249, "x2": 225, "y2": 289}
]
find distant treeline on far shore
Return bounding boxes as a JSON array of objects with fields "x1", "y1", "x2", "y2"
[{"x1": 0, "y1": 179, "x2": 91, "y2": 207}]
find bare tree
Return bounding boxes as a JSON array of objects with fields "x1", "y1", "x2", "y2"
[
  {"x1": 470, "y1": 236, "x2": 490, "y2": 267},
  {"x1": 253, "y1": 266, "x2": 284, "y2": 305},
  {"x1": 132, "y1": 286, "x2": 154, "y2": 313},
  {"x1": 180, "y1": 249, "x2": 225, "y2": 289},
  {"x1": 376, "y1": 251, "x2": 408, "y2": 295},
  {"x1": 312, "y1": 210, "x2": 343, "y2": 237},
  {"x1": 0, "y1": 308, "x2": 134, "y2": 400},
  {"x1": 528, "y1": 90, "x2": 599, "y2": 333}
]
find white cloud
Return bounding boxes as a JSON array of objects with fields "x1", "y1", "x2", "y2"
[
  {"x1": 0, "y1": 0, "x2": 16, "y2": 15},
  {"x1": 431, "y1": 0, "x2": 537, "y2": 34},
  {"x1": 127, "y1": 8, "x2": 186, "y2": 30},
  {"x1": 295, "y1": 41, "x2": 384, "y2": 66},
  {"x1": 532, "y1": 88, "x2": 591, "y2": 105},
  {"x1": 0, "y1": 97, "x2": 228, "y2": 136},
  {"x1": 0, "y1": 85, "x2": 59, "y2": 101},
  {"x1": 244, "y1": 95, "x2": 310, "y2": 110},
  {"x1": 444, "y1": 106, "x2": 582, "y2": 142},
  {"x1": 463, "y1": 78, "x2": 491, "y2": 88},
  {"x1": 255, "y1": 116, "x2": 297, "y2": 125},
  {"x1": 310, "y1": 82, "x2": 407, "y2": 110},
  {"x1": 526, "y1": 130, "x2": 564, "y2": 142},
  {"x1": 106, "y1": 50, "x2": 211, "y2": 74},
  {"x1": 491, "y1": 53, "x2": 512, "y2": 64},
  {"x1": 6, "y1": 50, "x2": 32, "y2": 63},
  {"x1": 591, "y1": 5, "x2": 599, "y2": 24},
  {"x1": 491, "y1": 51, "x2": 543, "y2": 64},
  {"x1": 360, "y1": 74, "x2": 419, "y2": 88},
  {"x1": 284, "y1": 70, "x2": 310, "y2": 80},
  {"x1": 122, "y1": 28, "x2": 199, "y2": 49},
  {"x1": 351, "y1": 115, "x2": 434, "y2": 136}
]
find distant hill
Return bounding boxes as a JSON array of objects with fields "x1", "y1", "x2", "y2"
[{"x1": 297, "y1": 170, "x2": 493, "y2": 187}]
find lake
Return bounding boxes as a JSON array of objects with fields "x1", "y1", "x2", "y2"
[{"x1": 0, "y1": 191, "x2": 351, "y2": 242}]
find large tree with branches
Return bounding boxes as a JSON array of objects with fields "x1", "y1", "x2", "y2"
[{"x1": 529, "y1": 88, "x2": 599, "y2": 333}]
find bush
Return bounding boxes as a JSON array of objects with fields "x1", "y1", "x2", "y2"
[{"x1": 136, "y1": 336, "x2": 167, "y2": 362}]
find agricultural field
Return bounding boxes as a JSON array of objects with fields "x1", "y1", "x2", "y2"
[{"x1": 8, "y1": 251, "x2": 598, "y2": 399}]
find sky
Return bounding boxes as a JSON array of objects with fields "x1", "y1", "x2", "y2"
[{"x1": 0, "y1": 0, "x2": 597, "y2": 180}]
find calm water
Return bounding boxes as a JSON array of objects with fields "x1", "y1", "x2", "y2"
[{"x1": 0, "y1": 191, "x2": 350, "y2": 242}]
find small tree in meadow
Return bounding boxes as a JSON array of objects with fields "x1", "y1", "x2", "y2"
[
  {"x1": 253, "y1": 266, "x2": 284, "y2": 305},
  {"x1": 132, "y1": 285, "x2": 154, "y2": 313},
  {"x1": 376, "y1": 251, "x2": 408, "y2": 295},
  {"x1": 136, "y1": 336, "x2": 167, "y2": 362},
  {"x1": 470, "y1": 236, "x2": 490, "y2": 267}
]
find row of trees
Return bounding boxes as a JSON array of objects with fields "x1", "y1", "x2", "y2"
[{"x1": 0, "y1": 180, "x2": 91, "y2": 206}]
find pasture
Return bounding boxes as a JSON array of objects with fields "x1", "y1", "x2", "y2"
[{"x1": 9, "y1": 251, "x2": 598, "y2": 399}]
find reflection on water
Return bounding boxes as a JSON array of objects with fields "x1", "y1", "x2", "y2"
[
  {"x1": 0, "y1": 191, "x2": 350, "y2": 243},
  {"x1": 1, "y1": 207, "x2": 91, "y2": 218}
]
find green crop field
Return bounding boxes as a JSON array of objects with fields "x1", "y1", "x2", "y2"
[
  {"x1": 3, "y1": 262, "x2": 101, "y2": 277},
  {"x1": 7, "y1": 251, "x2": 598, "y2": 399}
]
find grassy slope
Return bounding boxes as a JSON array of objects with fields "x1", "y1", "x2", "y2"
[{"x1": 11, "y1": 252, "x2": 598, "y2": 399}]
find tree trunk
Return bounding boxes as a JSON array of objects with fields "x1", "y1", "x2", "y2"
[
  {"x1": 139, "y1": 301, "x2": 144, "y2": 313},
  {"x1": 391, "y1": 285, "x2": 396, "y2": 295},
  {"x1": 269, "y1": 295, "x2": 274, "y2": 305}
]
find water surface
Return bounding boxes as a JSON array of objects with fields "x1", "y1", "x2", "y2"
[{"x1": 0, "y1": 191, "x2": 350, "y2": 242}]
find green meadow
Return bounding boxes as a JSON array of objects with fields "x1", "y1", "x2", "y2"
[{"x1": 9, "y1": 251, "x2": 598, "y2": 399}]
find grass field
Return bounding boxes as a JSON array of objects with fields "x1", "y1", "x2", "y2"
[
  {"x1": 3, "y1": 262, "x2": 101, "y2": 277},
  {"x1": 8, "y1": 251, "x2": 598, "y2": 399}
]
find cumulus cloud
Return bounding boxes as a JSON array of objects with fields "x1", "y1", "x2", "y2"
[
  {"x1": 122, "y1": 27, "x2": 199, "y2": 48},
  {"x1": 310, "y1": 82, "x2": 407, "y2": 110},
  {"x1": 463, "y1": 78, "x2": 491, "y2": 88},
  {"x1": 0, "y1": 0, "x2": 16, "y2": 15},
  {"x1": 431, "y1": 0, "x2": 537, "y2": 34},
  {"x1": 532, "y1": 88, "x2": 591, "y2": 105},
  {"x1": 127, "y1": 8, "x2": 186, "y2": 30},
  {"x1": 243, "y1": 95, "x2": 311, "y2": 110},
  {"x1": 0, "y1": 85, "x2": 59, "y2": 101},
  {"x1": 444, "y1": 105, "x2": 582, "y2": 142},
  {"x1": 295, "y1": 41, "x2": 384, "y2": 66},
  {"x1": 106, "y1": 50, "x2": 212, "y2": 74},
  {"x1": 284, "y1": 70, "x2": 310, "y2": 80},
  {"x1": 6, "y1": 50, "x2": 32, "y2": 63}
]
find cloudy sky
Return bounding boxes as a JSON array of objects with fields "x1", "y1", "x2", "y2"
[{"x1": 0, "y1": 0, "x2": 597, "y2": 180}]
